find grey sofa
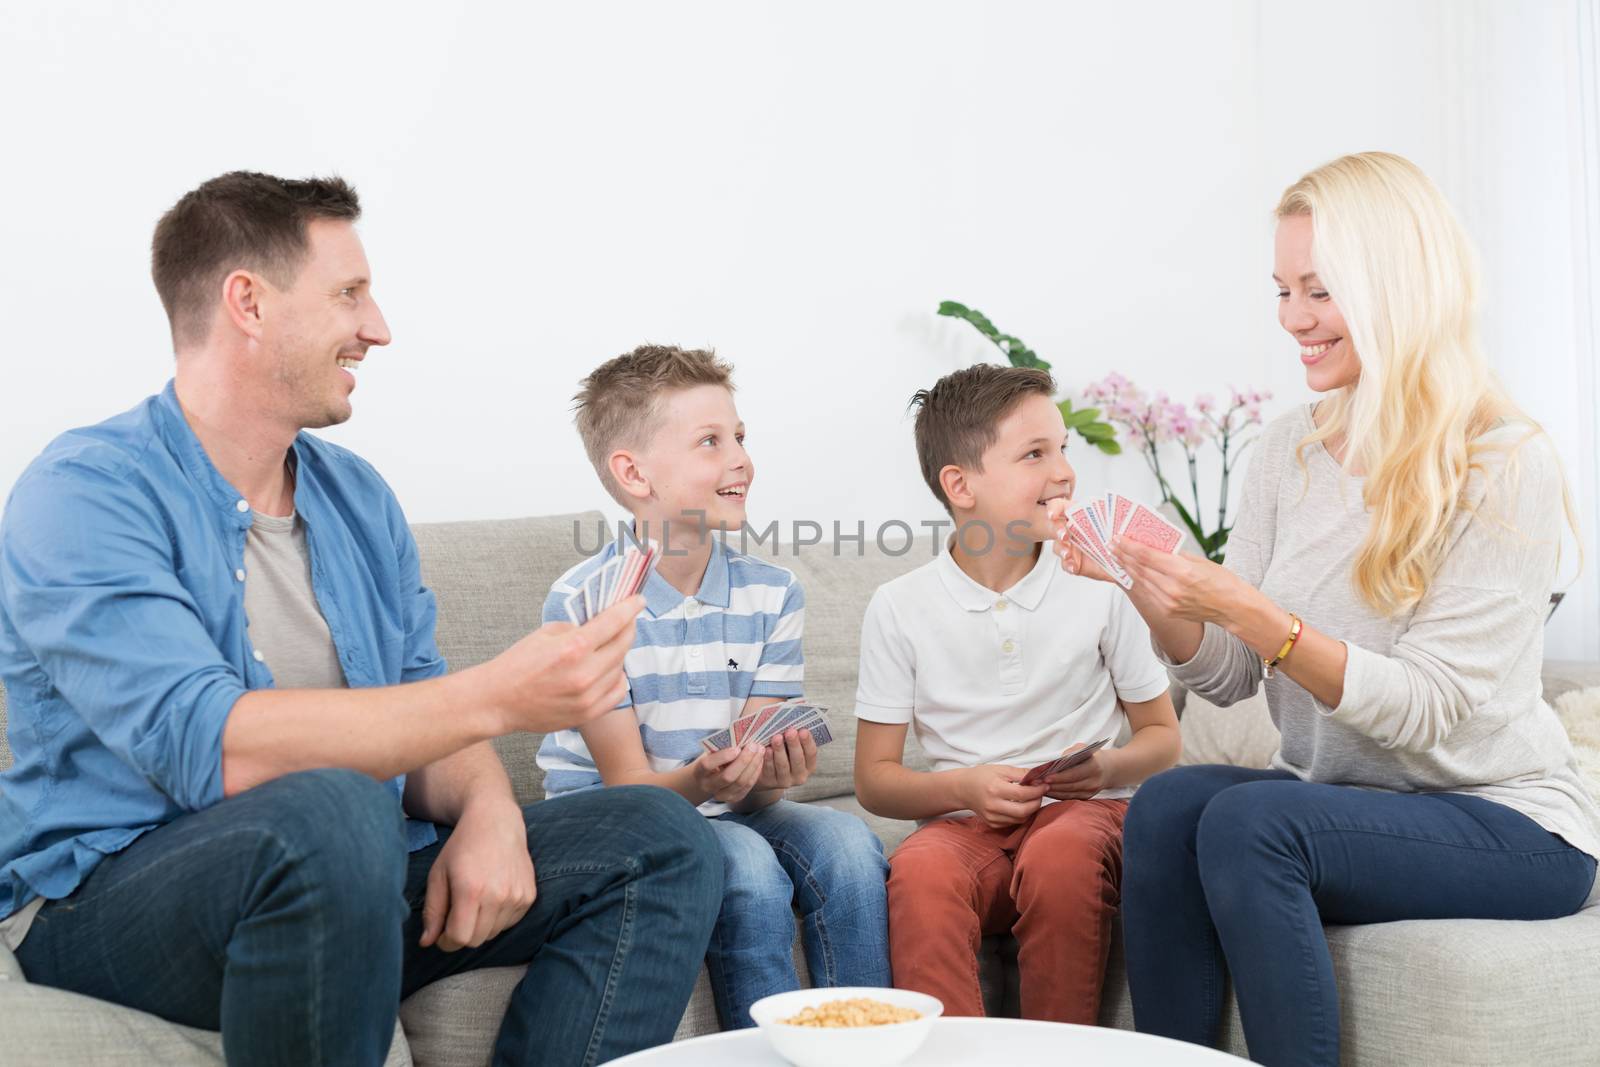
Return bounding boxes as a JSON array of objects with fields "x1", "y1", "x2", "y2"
[{"x1": 2, "y1": 510, "x2": 1598, "y2": 1065}]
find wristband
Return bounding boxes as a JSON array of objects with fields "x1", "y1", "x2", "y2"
[{"x1": 1263, "y1": 614, "x2": 1302, "y2": 679}]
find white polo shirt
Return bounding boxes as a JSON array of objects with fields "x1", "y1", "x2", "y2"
[{"x1": 854, "y1": 543, "x2": 1170, "y2": 801}]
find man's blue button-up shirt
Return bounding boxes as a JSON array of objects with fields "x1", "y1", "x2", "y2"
[{"x1": 0, "y1": 381, "x2": 443, "y2": 921}]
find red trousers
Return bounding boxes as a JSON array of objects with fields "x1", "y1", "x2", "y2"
[{"x1": 887, "y1": 798, "x2": 1128, "y2": 1024}]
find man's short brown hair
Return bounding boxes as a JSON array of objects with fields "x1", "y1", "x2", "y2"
[
  {"x1": 575, "y1": 344, "x2": 735, "y2": 506},
  {"x1": 151, "y1": 171, "x2": 362, "y2": 348},
  {"x1": 910, "y1": 364, "x2": 1057, "y2": 512}
]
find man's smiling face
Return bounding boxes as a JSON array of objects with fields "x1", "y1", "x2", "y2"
[{"x1": 256, "y1": 219, "x2": 391, "y2": 430}]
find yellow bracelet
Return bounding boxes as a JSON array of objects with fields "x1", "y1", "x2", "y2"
[{"x1": 1263, "y1": 614, "x2": 1302, "y2": 679}]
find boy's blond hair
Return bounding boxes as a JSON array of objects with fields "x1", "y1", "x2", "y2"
[{"x1": 575, "y1": 344, "x2": 735, "y2": 506}]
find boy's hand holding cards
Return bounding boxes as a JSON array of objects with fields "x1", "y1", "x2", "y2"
[
  {"x1": 1047, "y1": 493, "x2": 1183, "y2": 590},
  {"x1": 564, "y1": 539, "x2": 660, "y2": 625},
  {"x1": 700, "y1": 699, "x2": 835, "y2": 754},
  {"x1": 1019, "y1": 738, "x2": 1111, "y2": 786}
]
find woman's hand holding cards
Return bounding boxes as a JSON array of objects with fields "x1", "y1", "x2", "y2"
[
  {"x1": 959, "y1": 764, "x2": 1049, "y2": 829},
  {"x1": 754, "y1": 729, "x2": 819, "y2": 791},
  {"x1": 693, "y1": 744, "x2": 766, "y2": 805},
  {"x1": 1111, "y1": 536, "x2": 1256, "y2": 626}
]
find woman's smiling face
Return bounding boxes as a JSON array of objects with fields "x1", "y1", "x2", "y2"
[{"x1": 1274, "y1": 213, "x2": 1361, "y2": 392}]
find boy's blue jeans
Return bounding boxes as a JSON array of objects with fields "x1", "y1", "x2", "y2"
[
  {"x1": 1122, "y1": 765, "x2": 1598, "y2": 1067},
  {"x1": 15, "y1": 770, "x2": 723, "y2": 1067},
  {"x1": 705, "y1": 799, "x2": 890, "y2": 1029}
]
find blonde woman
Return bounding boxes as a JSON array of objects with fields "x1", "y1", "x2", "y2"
[{"x1": 1056, "y1": 151, "x2": 1600, "y2": 1065}]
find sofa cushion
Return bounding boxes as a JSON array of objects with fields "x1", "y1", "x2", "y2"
[
  {"x1": 1177, "y1": 688, "x2": 1278, "y2": 770},
  {"x1": 0, "y1": 978, "x2": 411, "y2": 1066}
]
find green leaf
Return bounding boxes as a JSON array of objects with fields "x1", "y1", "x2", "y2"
[
  {"x1": 1061, "y1": 407, "x2": 1095, "y2": 429},
  {"x1": 938, "y1": 300, "x2": 1050, "y2": 372},
  {"x1": 1093, "y1": 439, "x2": 1123, "y2": 455}
]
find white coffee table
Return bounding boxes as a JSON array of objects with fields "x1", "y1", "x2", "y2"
[{"x1": 609, "y1": 1017, "x2": 1247, "y2": 1064}]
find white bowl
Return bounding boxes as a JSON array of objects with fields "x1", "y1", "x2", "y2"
[{"x1": 749, "y1": 987, "x2": 943, "y2": 1067}]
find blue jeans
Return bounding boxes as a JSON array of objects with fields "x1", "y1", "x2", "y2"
[
  {"x1": 1122, "y1": 765, "x2": 1599, "y2": 1067},
  {"x1": 15, "y1": 770, "x2": 723, "y2": 1066},
  {"x1": 705, "y1": 800, "x2": 890, "y2": 1029}
]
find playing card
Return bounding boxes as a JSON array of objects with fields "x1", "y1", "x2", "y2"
[
  {"x1": 1072, "y1": 502, "x2": 1112, "y2": 549},
  {"x1": 731, "y1": 708, "x2": 759, "y2": 746},
  {"x1": 775, "y1": 702, "x2": 824, "y2": 736},
  {"x1": 699, "y1": 725, "x2": 734, "y2": 753},
  {"x1": 756, "y1": 703, "x2": 807, "y2": 744},
  {"x1": 564, "y1": 588, "x2": 588, "y2": 625},
  {"x1": 798, "y1": 716, "x2": 834, "y2": 747},
  {"x1": 1123, "y1": 503, "x2": 1183, "y2": 554},
  {"x1": 1111, "y1": 493, "x2": 1134, "y2": 536},
  {"x1": 744, "y1": 703, "x2": 785, "y2": 745},
  {"x1": 1066, "y1": 513, "x2": 1132, "y2": 589},
  {"x1": 1019, "y1": 738, "x2": 1111, "y2": 786},
  {"x1": 1092, "y1": 497, "x2": 1111, "y2": 534}
]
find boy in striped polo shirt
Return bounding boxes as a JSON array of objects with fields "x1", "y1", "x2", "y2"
[{"x1": 536, "y1": 345, "x2": 889, "y2": 1030}]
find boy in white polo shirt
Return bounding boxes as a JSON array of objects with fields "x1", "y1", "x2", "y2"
[
  {"x1": 537, "y1": 344, "x2": 889, "y2": 1031},
  {"x1": 853, "y1": 364, "x2": 1180, "y2": 1025}
]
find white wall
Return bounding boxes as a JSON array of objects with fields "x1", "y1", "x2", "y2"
[{"x1": 2, "y1": 0, "x2": 1595, "y2": 658}]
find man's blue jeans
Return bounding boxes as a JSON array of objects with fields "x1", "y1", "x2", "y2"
[
  {"x1": 15, "y1": 770, "x2": 723, "y2": 1066},
  {"x1": 705, "y1": 800, "x2": 890, "y2": 1029},
  {"x1": 1121, "y1": 765, "x2": 1598, "y2": 1067}
]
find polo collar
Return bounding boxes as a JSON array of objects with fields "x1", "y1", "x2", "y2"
[
  {"x1": 641, "y1": 535, "x2": 731, "y2": 618},
  {"x1": 935, "y1": 539, "x2": 1054, "y2": 613}
]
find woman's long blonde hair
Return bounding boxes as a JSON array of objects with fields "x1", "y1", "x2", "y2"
[{"x1": 1276, "y1": 151, "x2": 1578, "y2": 616}]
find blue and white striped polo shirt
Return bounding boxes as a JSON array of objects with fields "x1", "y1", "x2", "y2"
[{"x1": 535, "y1": 536, "x2": 805, "y2": 816}]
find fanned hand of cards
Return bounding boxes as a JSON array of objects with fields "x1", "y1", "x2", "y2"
[
  {"x1": 564, "y1": 540, "x2": 660, "y2": 625},
  {"x1": 700, "y1": 699, "x2": 835, "y2": 755},
  {"x1": 1018, "y1": 738, "x2": 1111, "y2": 786},
  {"x1": 1047, "y1": 493, "x2": 1184, "y2": 590}
]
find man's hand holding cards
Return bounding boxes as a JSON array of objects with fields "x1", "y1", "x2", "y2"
[
  {"x1": 1046, "y1": 493, "x2": 1184, "y2": 589},
  {"x1": 564, "y1": 539, "x2": 660, "y2": 625}
]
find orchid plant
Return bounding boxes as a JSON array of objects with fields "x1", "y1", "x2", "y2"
[
  {"x1": 1083, "y1": 373, "x2": 1270, "y2": 562},
  {"x1": 938, "y1": 301, "x2": 1269, "y2": 563}
]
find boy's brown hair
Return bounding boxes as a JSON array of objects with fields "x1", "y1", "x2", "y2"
[
  {"x1": 909, "y1": 364, "x2": 1057, "y2": 512},
  {"x1": 575, "y1": 344, "x2": 735, "y2": 506}
]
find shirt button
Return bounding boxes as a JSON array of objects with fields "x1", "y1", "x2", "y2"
[
  {"x1": 688, "y1": 647, "x2": 701, "y2": 658},
  {"x1": 235, "y1": 569, "x2": 246, "y2": 582},
  {"x1": 235, "y1": 499, "x2": 249, "y2": 513},
  {"x1": 252, "y1": 650, "x2": 265, "y2": 662},
  {"x1": 1002, "y1": 640, "x2": 1016, "y2": 654},
  {"x1": 995, "y1": 600, "x2": 1008, "y2": 612}
]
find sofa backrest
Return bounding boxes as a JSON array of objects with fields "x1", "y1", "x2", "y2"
[{"x1": 413, "y1": 511, "x2": 934, "y2": 803}]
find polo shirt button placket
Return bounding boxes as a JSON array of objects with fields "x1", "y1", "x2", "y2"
[{"x1": 996, "y1": 602, "x2": 1024, "y2": 693}]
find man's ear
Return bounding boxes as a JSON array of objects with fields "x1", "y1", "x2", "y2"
[
  {"x1": 940, "y1": 464, "x2": 975, "y2": 511},
  {"x1": 221, "y1": 269, "x2": 267, "y2": 341},
  {"x1": 609, "y1": 450, "x2": 653, "y2": 502}
]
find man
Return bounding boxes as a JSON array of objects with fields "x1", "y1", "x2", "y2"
[{"x1": 0, "y1": 172, "x2": 722, "y2": 1066}]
